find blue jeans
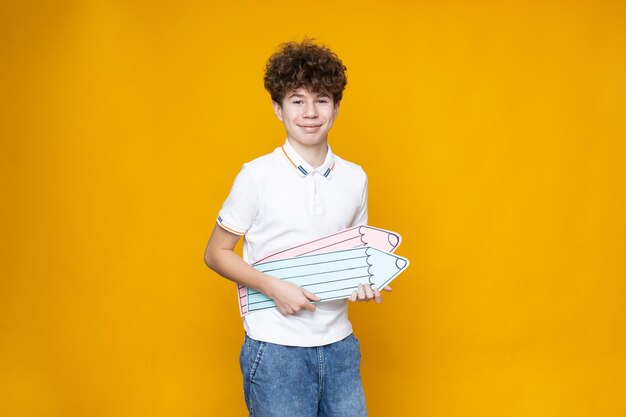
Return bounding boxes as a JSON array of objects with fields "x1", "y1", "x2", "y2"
[{"x1": 239, "y1": 333, "x2": 367, "y2": 417}]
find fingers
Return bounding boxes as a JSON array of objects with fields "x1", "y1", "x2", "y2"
[
  {"x1": 277, "y1": 300, "x2": 315, "y2": 315},
  {"x1": 357, "y1": 283, "x2": 366, "y2": 300},
  {"x1": 350, "y1": 284, "x2": 381, "y2": 303},
  {"x1": 281, "y1": 283, "x2": 389, "y2": 312},
  {"x1": 373, "y1": 286, "x2": 383, "y2": 304},
  {"x1": 302, "y1": 289, "x2": 318, "y2": 312},
  {"x1": 273, "y1": 285, "x2": 319, "y2": 315},
  {"x1": 364, "y1": 284, "x2": 374, "y2": 299},
  {"x1": 276, "y1": 304, "x2": 293, "y2": 316},
  {"x1": 287, "y1": 295, "x2": 316, "y2": 313},
  {"x1": 302, "y1": 288, "x2": 321, "y2": 302}
]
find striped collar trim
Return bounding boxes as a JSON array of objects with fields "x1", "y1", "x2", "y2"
[{"x1": 281, "y1": 139, "x2": 335, "y2": 180}]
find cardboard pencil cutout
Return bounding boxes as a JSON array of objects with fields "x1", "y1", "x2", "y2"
[
  {"x1": 237, "y1": 225, "x2": 409, "y2": 315},
  {"x1": 248, "y1": 248, "x2": 409, "y2": 312}
]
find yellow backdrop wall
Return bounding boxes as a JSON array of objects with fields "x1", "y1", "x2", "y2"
[{"x1": 1, "y1": 1, "x2": 625, "y2": 416}]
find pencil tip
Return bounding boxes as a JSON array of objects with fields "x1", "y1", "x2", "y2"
[
  {"x1": 395, "y1": 258, "x2": 407, "y2": 270},
  {"x1": 388, "y1": 234, "x2": 399, "y2": 248}
]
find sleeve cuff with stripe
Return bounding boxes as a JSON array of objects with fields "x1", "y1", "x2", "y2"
[{"x1": 216, "y1": 215, "x2": 247, "y2": 236}]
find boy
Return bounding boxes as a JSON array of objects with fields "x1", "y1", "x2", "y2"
[{"x1": 204, "y1": 39, "x2": 389, "y2": 417}]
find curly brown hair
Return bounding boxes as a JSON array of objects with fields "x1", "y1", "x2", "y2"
[{"x1": 264, "y1": 38, "x2": 347, "y2": 105}]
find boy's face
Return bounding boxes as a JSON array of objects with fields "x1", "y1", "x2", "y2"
[{"x1": 272, "y1": 87, "x2": 339, "y2": 149}]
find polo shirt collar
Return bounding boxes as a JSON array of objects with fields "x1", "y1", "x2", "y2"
[{"x1": 281, "y1": 139, "x2": 335, "y2": 180}]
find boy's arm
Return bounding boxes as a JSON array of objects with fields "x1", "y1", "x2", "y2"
[{"x1": 204, "y1": 223, "x2": 321, "y2": 315}]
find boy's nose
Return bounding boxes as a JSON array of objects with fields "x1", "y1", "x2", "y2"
[{"x1": 303, "y1": 103, "x2": 318, "y2": 117}]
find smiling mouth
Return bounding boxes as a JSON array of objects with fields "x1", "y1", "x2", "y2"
[{"x1": 299, "y1": 125, "x2": 323, "y2": 132}]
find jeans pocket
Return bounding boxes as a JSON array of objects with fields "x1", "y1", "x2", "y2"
[
  {"x1": 350, "y1": 334, "x2": 362, "y2": 363},
  {"x1": 248, "y1": 338, "x2": 268, "y2": 383}
]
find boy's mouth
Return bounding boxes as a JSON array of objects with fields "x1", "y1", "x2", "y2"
[{"x1": 299, "y1": 124, "x2": 322, "y2": 132}]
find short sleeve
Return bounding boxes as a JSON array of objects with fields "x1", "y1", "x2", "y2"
[
  {"x1": 352, "y1": 172, "x2": 368, "y2": 226},
  {"x1": 217, "y1": 164, "x2": 258, "y2": 236}
]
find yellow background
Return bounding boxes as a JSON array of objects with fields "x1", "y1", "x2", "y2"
[{"x1": 1, "y1": 1, "x2": 625, "y2": 416}]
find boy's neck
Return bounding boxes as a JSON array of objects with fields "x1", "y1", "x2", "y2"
[{"x1": 287, "y1": 138, "x2": 329, "y2": 168}]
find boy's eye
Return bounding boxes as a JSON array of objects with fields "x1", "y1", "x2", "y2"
[
  {"x1": 316, "y1": 99, "x2": 328, "y2": 103},
  {"x1": 292, "y1": 100, "x2": 303, "y2": 104}
]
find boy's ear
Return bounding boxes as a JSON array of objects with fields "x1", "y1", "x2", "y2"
[
  {"x1": 272, "y1": 100, "x2": 283, "y2": 122},
  {"x1": 333, "y1": 101, "x2": 340, "y2": 119}
]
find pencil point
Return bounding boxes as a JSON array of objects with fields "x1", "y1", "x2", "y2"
[{"x1": 395, "y1": 258, "x2": 407, "y2": 269}]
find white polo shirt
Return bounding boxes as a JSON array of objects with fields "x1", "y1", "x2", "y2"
[{"x1": 217, "y1": 139, "x2": 368, "y2": 347}]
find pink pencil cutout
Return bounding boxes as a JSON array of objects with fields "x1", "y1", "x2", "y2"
[{"x1": 237, "y1": 225, "x2": 402, "y2": 315}]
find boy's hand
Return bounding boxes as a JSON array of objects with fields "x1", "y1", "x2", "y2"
[
  {"x1": 264, "y1": 277, "x2": 321, "y2": 316},
  {"x1": 349, "y1": 284, "x2": 393, "y2": 304}
]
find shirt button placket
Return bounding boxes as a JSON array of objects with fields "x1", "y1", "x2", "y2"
[{"x1": 312, "y1": 172, "x2": 323, "y2": 216}]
